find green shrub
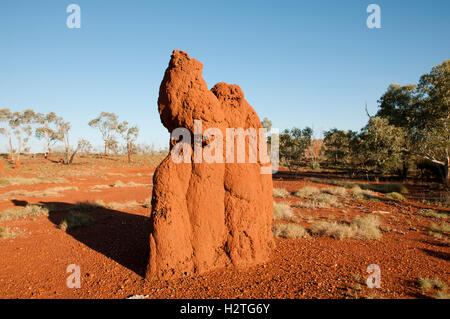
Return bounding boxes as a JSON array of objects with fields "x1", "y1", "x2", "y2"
[
  {"x1": 59, "y1": 212, "x2": 93, "y2": 231},
  {"x1": 72, "y1": 201, "x2": 104, "y2": 212}
]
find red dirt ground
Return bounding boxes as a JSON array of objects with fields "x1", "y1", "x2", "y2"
[{"x1": 0, "y1": 156, "x2": 448, "y2": 299}]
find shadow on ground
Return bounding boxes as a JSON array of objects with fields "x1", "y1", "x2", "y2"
[
  {"x1": 420, "y1": 248, "x2": 450, "y2": 262},
  {"x1": 11, "y1": 200, "x2": 151, "y2": 277}
]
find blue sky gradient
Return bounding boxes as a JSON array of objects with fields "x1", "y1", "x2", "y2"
[{"x1": 1, "y1": 0, "x2": 449, "y2": 152}]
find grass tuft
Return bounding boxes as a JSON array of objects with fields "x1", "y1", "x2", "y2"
[
  {"x1": 273, "y1": 188, "x2": 290, "y2": 198},
  {"x1": 0, "y1": 205, "x2": 49, "y2": 222},
  {"x1": 272, "y1": 223, "x2": 309, "y2": 239},
  {"x1": 294, "y1": 186, "x2": 320, "y2": 199},
  {"x1": 311, "y1": 215, "x2": 382, "y2": 240},
  {"x1": 385, "y1": 192, "x2": 405, "y2": 201},
  {"x1": 0, "y1": 226, "x2": 16, "y2": 238},
  {"x1": 273, "y1": 202, "x2": 296, "y2": 221}
]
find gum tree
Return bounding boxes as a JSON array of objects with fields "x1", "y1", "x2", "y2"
[
  {"x1": 279, "y1": 127, "x2": 313, "y2": 174},
  {"x1": 55, "y1": 118, "x2": 72, "y2": 164},
  {"x1": 0, "y1": 108, "x2": 13, "y2": 160},
  {"x1": 35, "y1": 112, "x2": 62, "y2": 159},
  {"x1": 118, "y1": 121, "x2": 139, "y2": 163},
  {"x1": 9, "y1": 110, "x2": 36, "y2": 163},
  {"x1": 376, "y1": 60, "x2": 449, "y2": 184},
  {"x1": 89, "y1": 112, "x2": 119, "y2": 156}
]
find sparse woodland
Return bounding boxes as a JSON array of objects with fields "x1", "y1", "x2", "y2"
[{"x1": 273, "y1": 60, "x2": 449, "y2": 186}]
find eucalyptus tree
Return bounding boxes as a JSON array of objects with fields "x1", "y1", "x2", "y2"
[
  {"x1": 35, "y1": 112, "x2": 62, "y2": 159},
  {"x1": 8, "y1": 110, "x2": 36, "y2": 162},
  {"x1": 118, "y1": 121, "x2": 139, "y2": 163},
  {"x1": 0, "y1": 108, "x2": 13, "y2": 159},
  {"x1": 88, "y1": 112, "x2": 120, "y2": 155}
]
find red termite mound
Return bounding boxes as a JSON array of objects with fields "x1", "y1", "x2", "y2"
[{"x1": 146, "y1": 50, "x2": 274, "y2": 280}]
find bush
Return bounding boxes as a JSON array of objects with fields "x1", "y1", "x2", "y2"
[
  {"x1": 273, "y1": 202, "x2": 296, "y2": 221},
  {"x1": 272, "y1": 223, "x2": 309, "y2": 239},
  {"x1": 59, "y1": 212, "x2": 93, "y2": 231},
  {"x1": 385, "y1": 192, "x2": 405, "y2": 201},
  {"x1": 72, "y1": 201, "x2": 104, "y2": 212},
  {"x1": 273, "y1": 188, "x2": 290, "y2": 198}
]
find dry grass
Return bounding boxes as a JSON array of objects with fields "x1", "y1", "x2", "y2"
[
  {"x1": 272, "y1": 223, "x2": 309, "y2": 239},
  {"x1": 273, "y1": 188, "x2": 290, "y2": 198},
  {"x1": 0, "y1": 205, "x2": 49, "y2": 222},
  {"x1": 419, "y1": 277, "x2": 448, "y2": 299},
  {"x1": 143, "y1": 197, "x2": 152, "y2": 208},
  {"x1": 385, "y1": 192, "x2": 406, "y2": 201},
  {"x1": 0, "y1": 176, "x2": 66, "y2": 187},
  {"x1": 91, "y1": 184, "x2": 111, "y2": 190},
  {"x1": 59, "y1": 212, "x2": 93, "y2": 231},
  {"x1": 296, "y1": 193, "x2": 342, "y2": 209},
  {"x1": 112, "y1": 180, "x2": 152, "y2": 188},
  {"x1": 0, "y1": 186, "x2": 78, "y2": 198},
  {"x1": 95, "y1": 200, "x2": 141, "y2": 210},
  {"x1": 310, "y1": 215, "x2": 382, "y2": 240},
  {"x1": 416, "y1": 209, "x2": 449, "y2": 219},
  {"x1": 350, "y1": 186, "x2": 376, "y2": 199},
  {"x1": 0, "y1": 226, "x2": 16, "y2": 238},
  {"x1": 303, "y1": 177, "x2": 408, "y2": 194},
  {"x1": 321, "y1": 187, "x2": 347, "y2": 197},
  {"x1": 273, "y1": 202, "x2": 296, "y2": 221},
  {"x1": 294, "y1": 186, "x2": 320, "y2": 199},
  {"x1": 429, "y1": 222, "x2": 450, "y2": 235}
]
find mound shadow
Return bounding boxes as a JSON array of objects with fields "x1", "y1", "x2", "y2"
[{"x1": 41, "y1": 201, "x2": 151, "y2": 277}]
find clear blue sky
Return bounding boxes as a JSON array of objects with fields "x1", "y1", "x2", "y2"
[{"x1": 0, "y1": 0, "x2": 449, "y2": 152}]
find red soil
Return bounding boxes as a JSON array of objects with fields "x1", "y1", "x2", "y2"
[{"x1": 0, "y1": 158, "x2": 448, "y2": 299}]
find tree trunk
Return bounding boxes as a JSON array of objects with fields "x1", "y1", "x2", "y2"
[
  {"x1": 127, "y1": 143, "x2": 132, "y2": 163},
  {"x1": 8, "y1": 136, "x2": 13, "y2": 161},
  {"x1": 104, "y1": 142, "x2": 107, "y2": 156},
  {"x1": 17, "y1": 137, "x2": 22, "y2": 163},
  {"x1": 44, "y1": 131, "x2": 48, "y2": 159},
  {"x1": 65, "y1": 135, "x2": 70, "y2": 164},
  {"x1": 446, "y1": 157, "x2": 450, "y2": 187}
]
